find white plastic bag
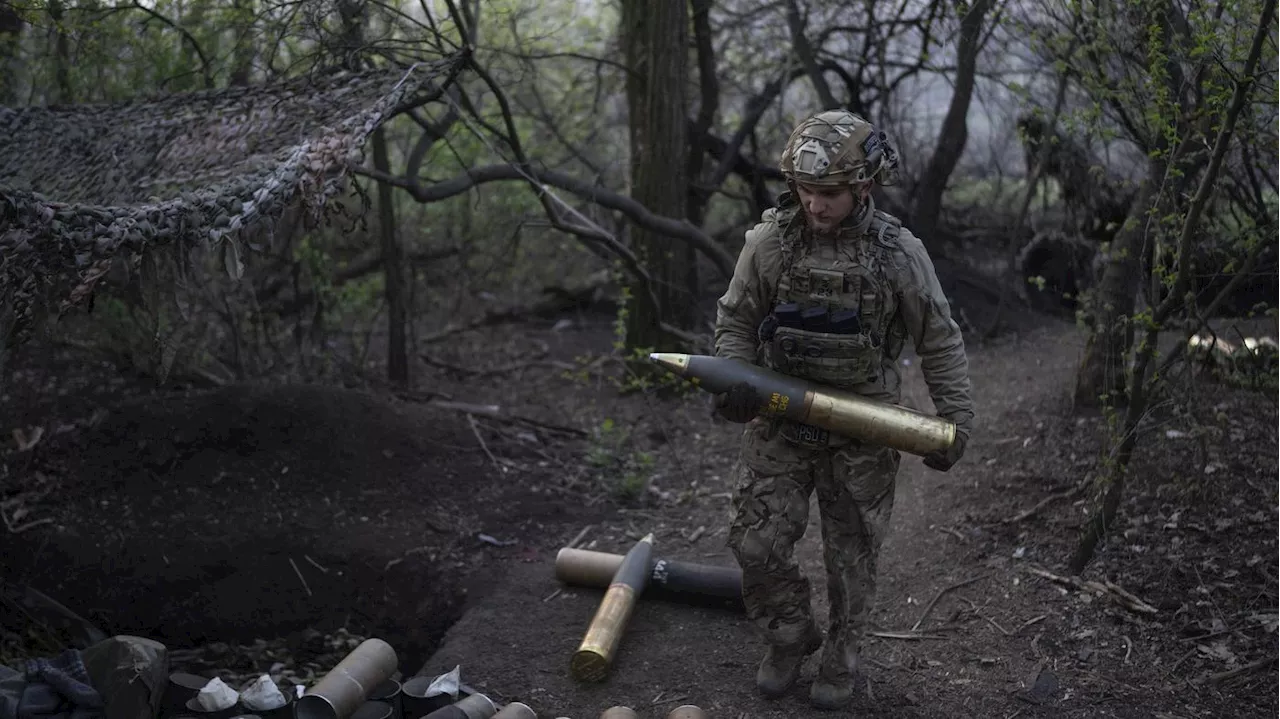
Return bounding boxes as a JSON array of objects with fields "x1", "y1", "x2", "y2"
[
  {"x1": 240, "y1": 674, "x2": 287, "y2": 711},
  {"x1": 196, "y1": 677, "x2": 239, "y2": 711}
]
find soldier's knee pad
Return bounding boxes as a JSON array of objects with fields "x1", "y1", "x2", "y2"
[{"x1": 732, "y1": 526, "x2": 781, "y2": 570}]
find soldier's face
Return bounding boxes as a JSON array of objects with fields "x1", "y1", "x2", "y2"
[{"x1": 796, "y1": 182, "x2": 866, "y2": 232}]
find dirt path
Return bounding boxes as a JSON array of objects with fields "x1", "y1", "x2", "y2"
[{"x1": 417, "y1": 319, "x2": 1277, "y2": 719}]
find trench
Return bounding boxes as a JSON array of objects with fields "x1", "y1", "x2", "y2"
[{"x1": 1, "y1": 528, "x2": 470, "y2": 680}]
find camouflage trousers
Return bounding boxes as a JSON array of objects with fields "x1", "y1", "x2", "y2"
[{"x1": 727, "y1": 418, "x2": 900, "y2": 664}]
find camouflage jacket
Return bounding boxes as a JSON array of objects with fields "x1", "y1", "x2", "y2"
[{"x1": 714, "y1": 198, "x2": 975, "y2": 438}]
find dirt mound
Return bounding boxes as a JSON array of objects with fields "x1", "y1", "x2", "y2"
[{"x1": 0, "y1": 380, "x2": 574, "y2": 672}]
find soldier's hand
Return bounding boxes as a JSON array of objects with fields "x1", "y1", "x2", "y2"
[
  {"x1": 924, "y1": 431, "x2": 967, "y2": 472},
  {"x1": 714, "y1": 381, "x2": 761, "y2": 424}
]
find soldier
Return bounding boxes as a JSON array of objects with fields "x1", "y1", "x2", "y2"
[{"x1": 714, "y1": 109, "x2": 974, "y2": 709}]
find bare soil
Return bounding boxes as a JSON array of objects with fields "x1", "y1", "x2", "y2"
[{"x1": 1, "y1": 306, "x2": 1276, "y2": 719}]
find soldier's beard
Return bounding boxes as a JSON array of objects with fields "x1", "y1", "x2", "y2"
[{"x1": 805, "y1": 199, "x2": 867, "y2": 237}]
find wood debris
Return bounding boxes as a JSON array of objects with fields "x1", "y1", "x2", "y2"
[{"x1": 1026, "y1": 567, "x2": 1158, "y2": 615}]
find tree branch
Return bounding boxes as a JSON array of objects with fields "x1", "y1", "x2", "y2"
[
  {"x1": 1152, "y1": 0, "x2": 1276, "y2": 327},
  {"x1": 354, "y1": 163, "x2": 736, "y2": 278},
  {"x1": 783, "y1": 0, "x2": 840, "y2": 109},
  {"x1": 128, "y1": 1, "x2": 214, "y2": 89}
]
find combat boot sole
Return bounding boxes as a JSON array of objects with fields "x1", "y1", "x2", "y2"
[
  {"x1": 756, "y1": 626, "x2": 824, "y2": 698},
  {"x1": 809, "y1": 677, "x2": 854, "y2": 711}
]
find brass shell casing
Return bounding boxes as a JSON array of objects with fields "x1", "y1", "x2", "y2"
[
  {"x1": 599, "y1": 708, "x2": 640, "y2": 719},
  {"x1": 802, "y1": 388, "x2": 956, "y2": 456},
  {"x1": 650, "y1": 352, "x2": 956, "y2": 456},
  {"x1": 294, "y1": 638, "x2": 398, "y2": 719},
  {"x1": 491, "y1": 701, "x2": 537, "y2": 719},
  {"x1": 554, "y1": 547, "x2": 623, "y2": 587},
  {"x1": 666, "y1": 706, "x2": 708, "y2": 719},
  {"x1": 571, "y1": 583, "x2": 638, "y2": 682}
]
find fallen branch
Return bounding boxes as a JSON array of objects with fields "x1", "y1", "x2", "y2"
[
  {"x1": 467, "y1": 413, "x2": 506, "y2": 477},
  {"x1": 566, "y1": 525, "x2": 593, "y2": 549},
  {"x1": 288, "y1": 557, "x2": 313, "y2": 597},
  {"x1": 421, "y1": 353, "x2": 576, "y2": 378},
  {"x1": 1026, "y1": 567, "x2": 1158, "y2": 615},
  {"x1": 1191, "y1": 656, "x2": 1275, "y2": 685},
  {"x1": 4, "y1": 516, "x2": 54, "y2": 534},
  {"x1": 912, "y1": 576, "x2": 987, "y2": 632},
  {"x1": 867, "y1": 631, "x2": 950, "y2": 641},
  {"x1": 1002, "y1": 480, "x2": 1089, "y2": 524},
  {"x1": 424, "y1": 400, "x2": 586, "y2": 437}
]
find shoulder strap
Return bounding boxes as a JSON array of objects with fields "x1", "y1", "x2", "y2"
[
  {"x1": 771, "y1": 203, "x2": 805, "y2": 306},
  {"x1": 870, "y1": 210, "x2": 901, "y2": 247}
]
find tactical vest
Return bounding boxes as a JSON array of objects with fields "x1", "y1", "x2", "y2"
[{"x1": 759, "y1": 205, "x2": 902, "y2": 391}]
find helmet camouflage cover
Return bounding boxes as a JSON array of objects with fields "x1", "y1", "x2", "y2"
[{"x1": 780, "y1": 109, "x2": 900, "y2": 187}]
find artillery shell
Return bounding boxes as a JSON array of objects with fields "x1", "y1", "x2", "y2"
[
  {"x1": 571, "y1": 534, "x2": 655, "y2": 682},
  {"x1": 649, "y1": 353, "x2": 955, "y2": 456}
]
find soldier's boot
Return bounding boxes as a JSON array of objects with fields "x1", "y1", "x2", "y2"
[
  {"x1": 810, "y1": 642, "x2": 858, "y2": 710},
  {"x1": 756, "y1": 623, "x2": 823, "y2": 698}
]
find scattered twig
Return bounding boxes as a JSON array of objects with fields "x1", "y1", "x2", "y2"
[
  {"x1": 425, "y1": 399, "x2": 586, "y2": 437},
  {"x1": 467, "y1": 413, "x2": 507, "y2": 477},
  {"x1": 12, "y1": 426, "x2": 44, "y2": 451},
  {"x1": 934, "y1": 525, "x2": 967, "y2": 542},
  {"x1": 1165, "y1": 646, "x2": 1199, "y2": 679},
  {"x1": 288, "y1": 557, "x2": 313, "y2": 597},
  {"x1": 1002, "y1": 480, "x2": 1089, "y2": 524},
  {"x1": 566, "y1": 525, "x2": 593, "y2": 549},
  {"x1": 911, "y1": 576, "x2": 986, "y2": 632},
  {"x1": 979, "y1": 612, "x2": 1013, "y2": 636},
  {"x1": 1017, "y1": 615, "x2": 1048, "y2": 633},
  {"x1": 1191, "y1": 656, "x2": 1275, "y2": 685},
  {"x1": 303, "y1": 555, "x2": 329, "y2": 574},
  {"x1": 1122, "y1": 635, "x2": 1133, "y2": 664},
  {"x1": 867, "y1": 631, "x2": 950, "y2": 640},
  {"x1": 686, "y1": 525, "x2": 708, "y2": 544},
  {"x1": 1026, "y1": 567, "x2": 1158, "y2": 615},
  {"x1": 4, "y1": 516, "x2": 54, "y2": 534},
  {"x1": 651, "y1": 693, "x2": 688, "y2": 706},
  {"x1": 542, "y1": 588, "x2": 562, "y2": 603},
  {"x1": 421, "y1": 353, "x2": 576, "y2": 378}
]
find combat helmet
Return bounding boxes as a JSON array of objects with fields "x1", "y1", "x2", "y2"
[{"x1": 779, "y1": 109, "x2": 900, "y2": 187}]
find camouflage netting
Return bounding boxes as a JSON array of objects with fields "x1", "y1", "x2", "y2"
[{"x1": 0, "y1": 55, "x2": 463, "y2": 345}]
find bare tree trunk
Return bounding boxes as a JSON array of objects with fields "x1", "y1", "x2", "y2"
[
  {"x1": 910, "y1": 0, "x2": 992, "y2": 243},
  {"x1": 229, "y1": 0, "x2": 257, "y2": 86},
  {"x1": 1071, "y1": 172, "x2": 1158, "y2": 409},
  {"x1": 48, "y1": 0, "x2": 71, "y2": 104},
  {"x1": 686, "y1": 0, "x2": 718, "y2": 230},
  {"x1": 622, "y1": 0, "x2": 692, "y2": 350},
  {"x1": 783, "y1": 0, "x2": 839, "y2": 109},
  {"x1": 0, "y1": 4, "x2": 24, "y2": 106},
  {"x1": 371, "y1": 128, "x2": 409, "y2": 386}
]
